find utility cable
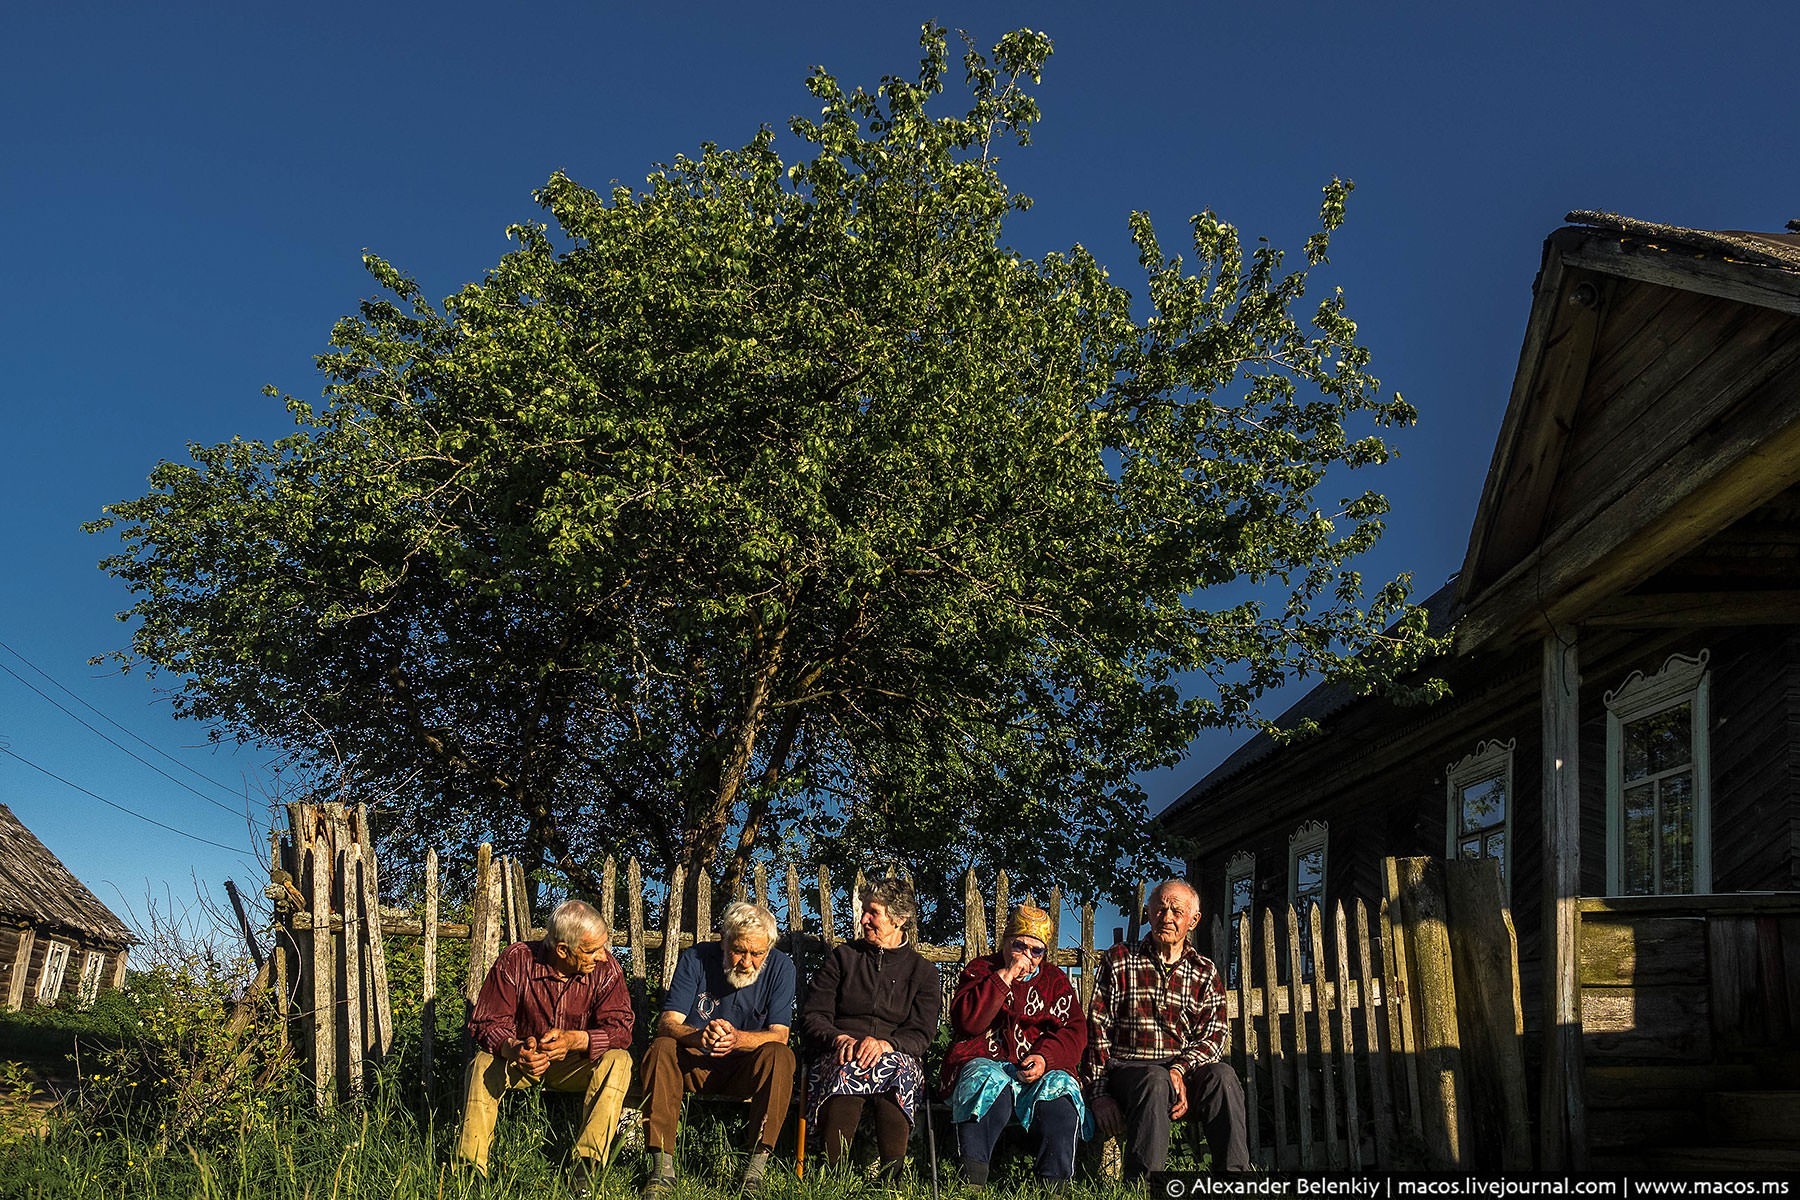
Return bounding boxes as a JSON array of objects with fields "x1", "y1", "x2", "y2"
[
  {"x1": 0, "y1": 745, "x2": 245, "y2": 854},
  {"x1": 0, "y1": 637, "x2": 245, "y2": 799},
  {"x1": 0, "y1": 659, "x2": 248, "y2": 818}
]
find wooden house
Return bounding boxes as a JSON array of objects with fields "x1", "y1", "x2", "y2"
[
  {"x1": 0, "y1": 802, "x2": 135, "y2": 1011},
  {"x1": 1164, "y1": 212, "x2": 1800, "y2": 1169}
]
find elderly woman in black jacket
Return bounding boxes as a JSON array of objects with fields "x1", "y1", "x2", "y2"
[{"x1": 799, "y1": 876, "x2": 943, "y2": 1176}]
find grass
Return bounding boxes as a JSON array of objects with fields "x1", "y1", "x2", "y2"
[{"x1": 0, "y1": 1008, "x2": 1186, "y2": 1200}]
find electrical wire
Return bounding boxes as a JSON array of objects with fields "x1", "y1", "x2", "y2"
[
  {"x1": 0, "y1": 745, "x2": 245, "y2": 854},
  {"x1": 0, "y1": 638, "x2": 247, "y2": 796},
  {"x1": 0, "y1": 658, "x2": 248, "y2": 818}
]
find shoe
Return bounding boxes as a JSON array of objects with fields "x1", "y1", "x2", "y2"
[
  {"x1": 737, "y1": 1150, "x2": 773, "y2": 1197},
  {"x1": 641, "y1": 1149, "x2": 677, "y2": 1200},
  {"x1": 568, "y1": 1156, "x2": 601, "y2": 1199}
]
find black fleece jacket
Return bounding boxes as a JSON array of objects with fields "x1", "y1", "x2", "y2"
[{"x1": 800, "y1": 938, "x2": 943, "y2": 1058}]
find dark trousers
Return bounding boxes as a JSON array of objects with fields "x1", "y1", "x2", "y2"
[
  {"x1": 1103, "y1": 1060, "x2": 1249, "y2": 1175},
  {"x1": 817, "y1": 1093, "x2": 910, "y2": 1169},
  {"x1": 955, "y1": 1089, "x2": 1081, "y2": 1182},
  {"x1": 641, "y1": 1034, "x2": 796, "y2": 1154}
]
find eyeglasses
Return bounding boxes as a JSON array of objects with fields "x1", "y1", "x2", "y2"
[{"x1": 1008, "y1": 940, "x2": 1046, "y2": 958}]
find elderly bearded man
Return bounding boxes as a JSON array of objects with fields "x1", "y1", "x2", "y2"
[
  {"x1": 1085, "y1": 879, "x2": 1250, "y2": 1176},
  {"x1": 640, "y1": 900, "x2": 797, "y2": 1198},
  {"x1": 457, "y1": 899, "x2": 634, "y2": 1193}
]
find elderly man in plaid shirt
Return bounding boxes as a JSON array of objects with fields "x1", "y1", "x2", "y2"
[{"x1": 1085, "y1": 878, "x2": 1249, "y2": 1176}]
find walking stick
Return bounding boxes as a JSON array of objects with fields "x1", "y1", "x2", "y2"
[{"x1": 922, "y1": 1083, "x2": 940, "y2": 1200}]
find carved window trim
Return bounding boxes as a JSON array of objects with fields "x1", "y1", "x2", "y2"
[
  {"x1": 1605, "y1": 650, "x2": 1712, "y2": 895},
  {"x1": 1446, "y1": 738, "x2": 1515, "y2": 895}
]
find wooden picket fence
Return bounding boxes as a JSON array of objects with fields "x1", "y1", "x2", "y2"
[{"x1": 268, "y1": 804, "x2": 1517, "y2": 1171}]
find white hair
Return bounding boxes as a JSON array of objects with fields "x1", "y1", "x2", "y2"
[
  {"x1": 545, "y1": 899, "x2": 609, "y2": 948},
  {"x1": 719, "y1": 900, "x2": 778, "y2": 946}
]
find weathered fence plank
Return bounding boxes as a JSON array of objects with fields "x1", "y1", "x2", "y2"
[
  {"x1": 421, "y1": 846, "x2": 438, "y2": 1098},
  {"x1": 627, "y1": 857, "x2": 646, "y2": 982},
  {"x1": 1262, "y1": 909, "x2": 1288, "y2": 1166}
]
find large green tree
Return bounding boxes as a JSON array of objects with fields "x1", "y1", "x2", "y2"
[{"x1": 92, "y1": 26, "x2": 1434, "y2": 911}]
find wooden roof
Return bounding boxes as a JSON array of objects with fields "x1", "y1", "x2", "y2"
[
  {"x1": 0, "y1": 803, "x2": 135, "y2": 945},
  {"x1": 1166, "y1": 212, "x2": 1800, "y2": 828},
  {"x1": 1455, "y1": 212, "x2": 1800, "y2": 650}
]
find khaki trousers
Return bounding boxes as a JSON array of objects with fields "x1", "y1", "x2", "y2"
[{"x1": 454, "y1": 1046, "x2": 633, "y2": 1173}]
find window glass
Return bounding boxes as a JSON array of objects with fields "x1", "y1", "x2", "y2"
[{"x1": 1459, "y1": 775, "x2": 1506, "y2": 836}]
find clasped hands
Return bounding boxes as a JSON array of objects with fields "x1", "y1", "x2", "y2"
[
  {"x1": 509, "y1": 1027, "x2": 587, "y2": 1078},
  {"x1": 698, "y1": 1018, "x2": 741, "y2": 1056},
  {"x1": 832, "y1": 1034, "x2": 893, "y2": 1068}
]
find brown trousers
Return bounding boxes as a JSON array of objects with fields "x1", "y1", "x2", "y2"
[{"x1": 640, "y1": 1034, "x2": 796, "y2": 1153}]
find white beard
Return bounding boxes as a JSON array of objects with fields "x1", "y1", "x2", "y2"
[{"x1": 724, "y1": 962, "x2": 764, "y2": 990}]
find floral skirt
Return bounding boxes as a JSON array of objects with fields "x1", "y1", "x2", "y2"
[{"x1": 805, "y1": 1049, "x2": 926, "y2": 1127}]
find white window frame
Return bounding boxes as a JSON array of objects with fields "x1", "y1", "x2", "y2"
[
  {"x1": 1605, "y1": 650, "x2": 1712, "y2": 895},
  {"x1": 78, "y1": 951, "x2": 107, "y2": 1008},
  {"x1": 1224, "y1": 852, "x2": 1255, "y2": 986},
  {"x1": 1446, "y1": 738, "x2": 1515, "y2": 894},
  {"x1": 36, "y1": 939, "x2": 71, "y2": 1004},
  {"x1": 1288, "y1": 821, "x2": 1327, "y2": 981},
  {"x1": 1288, "y1": 821, "x2": 1327, "y2": 907}
]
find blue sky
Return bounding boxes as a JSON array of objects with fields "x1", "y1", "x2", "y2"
[{"x1": 2, "y1": 1, "x2": 1796, "y2": 932}]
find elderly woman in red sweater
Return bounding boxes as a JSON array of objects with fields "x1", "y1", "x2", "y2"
[{"x1": 941, "y1": 904, "x2": 1089, "y2": 1187}]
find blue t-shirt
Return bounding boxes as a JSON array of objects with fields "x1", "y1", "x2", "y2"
[{"x1": 663, "y1": 941, "x2": 796, "y2": 1031}]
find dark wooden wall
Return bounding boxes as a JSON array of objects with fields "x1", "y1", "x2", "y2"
[{"x1": 1186, "y1": 622, "x2": 1800, "y2": 1033}]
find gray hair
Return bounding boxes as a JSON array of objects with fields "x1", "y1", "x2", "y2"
[
  {"x1": 545, "y1": 899, "x2": 609, "y2": 948},
  {"x1": 858, "y1": 876, "x2": 919, "y2": 933},
  {"x1": 719, "y1": 900, "x2": 779, "y2": 946},
  {"x1": 1148, "y1": 878, "x2": 1201, "y2": 913}
]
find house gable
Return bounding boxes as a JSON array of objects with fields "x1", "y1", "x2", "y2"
[{"x1": 1456, "y1": 214, "x2": 1800, "y2": 652}]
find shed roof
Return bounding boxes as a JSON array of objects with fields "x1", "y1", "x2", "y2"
[{"x1": 0, "y1": 803, "x2": 136, "y2": 945}]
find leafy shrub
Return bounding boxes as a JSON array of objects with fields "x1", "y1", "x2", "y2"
[{"x1": 78, "y1": 935, "x2": 297, "y2": 1150}]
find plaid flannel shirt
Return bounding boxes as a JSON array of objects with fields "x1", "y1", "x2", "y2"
[{"x1": 1084, "y1": 938, "x2": 1230, "y2": 1084}]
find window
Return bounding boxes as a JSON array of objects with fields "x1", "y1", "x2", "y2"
[
  {"x1": 1289, "y1": 821, "x2": 1327, "y2": 979},
  {"x1": 1606, "y1": 650, "x2": 1711, "y2": 896},
  {"x1": 78, "y1": 951, "x2": 107, "y2": 1008},
  {"x1": 36, "y1": 939, "x2": 70, "y2": 1004},
  {"x1": 1446, "y1": 739, "x2": 1514, "y2": 892},
  {"x1": 1224, "y1": 852, "x2": 1254, "y2": 986}
]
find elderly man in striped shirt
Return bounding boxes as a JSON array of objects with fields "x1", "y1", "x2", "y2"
[{"x1": 1085, "y1": 878, "x2": 1250, "y2": 1176}]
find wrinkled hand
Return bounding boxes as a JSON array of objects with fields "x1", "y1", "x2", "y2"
[
  {"x1": 833, "y1": 1034, "x2": 858, "y2": 1065},
  {"x1": 1091, "y1": 1095, "x2": 1124, "y2": 1139},
  {"x1": 701, "y1": 1019, "x2": 739, "y2": 1056},
  {"x1": 539, "y1": 1028, "x2": 584, "y2": 1064},
  {"x1": 1169, "y1": 1068, "x2": 1188, "y2": 1121},
  {"x1": 515, "y1": 1035, "x2": 551, "y2": 1079},
  {"x1": 998, "y1": 948, "x2": 1035, "y2": 986},
  {"x1": 1018, "y1": 1053, "x2": 1048, "y2": 1084},
  {"x1": 853, "y1": 1037, "x2": 890, "y2": 1069}
]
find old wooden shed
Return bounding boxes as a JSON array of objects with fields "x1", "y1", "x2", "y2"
[{"x1": 0, "y1": 801, "x2": 135, "y2": 1010}]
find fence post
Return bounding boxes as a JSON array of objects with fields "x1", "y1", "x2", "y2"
[
  {"x1": 308, "y1": 837, "x2": 334, "y2": 1110},
  {"x1": 1236, "y1": 909, "x2": 1262, "y2": 1167},
  {"x1": 1444, "y1": 858, "x2": 1530, "y2": 1171},
  {"x1": 1391, "y1": 856, "x2": 1467, "y2": 1168},
  {"x1": 963, "y1": 871, "x2": 985, "y2": 960},
  {"x1": 662, "y1": 866, "x2": 685, "y2": 990},
  {"x1": 1078, "y1": 903, "x2": 1096, "y2": 1006},
  {"x1": 818, "y1": 866, "x2": 835, "y2": 947},
  {"x1": 1262, "y1": 907, "x2": 1287, "y2": 1168},
  {"x1": 1333, "y1": 900, "x2": 1362, "y2": 1169},
  {"x1": 628, "y1": 858, "x2": 647, "y2": 987},
  {"x1": 1286, "y1": 905, "x2": 1315, "y2": 1167},
  {"x1": 601, "y1": 855, "x2": 617, "y2": 938},
  {"x1": 422, "y1": 846, "x2": 438, "y2": 1100}
]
